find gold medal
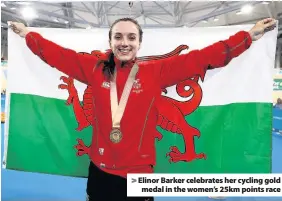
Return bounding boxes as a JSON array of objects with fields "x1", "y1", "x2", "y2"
[{"x1": 110, "y1": 128, "x2": 122, "y2": 143}]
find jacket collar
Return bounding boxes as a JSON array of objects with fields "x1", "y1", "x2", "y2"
[{"x1": 114, "y1": 56, "x2": 136, "y2": 69}]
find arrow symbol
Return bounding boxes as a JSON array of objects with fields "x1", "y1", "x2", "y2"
[{"x1": 131, "y1": 178, "x2": 137, "y2": 183}]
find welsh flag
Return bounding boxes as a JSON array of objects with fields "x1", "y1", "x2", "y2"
[{"x1": 3, "y1": 25, "x2": 277, "y2": 177}]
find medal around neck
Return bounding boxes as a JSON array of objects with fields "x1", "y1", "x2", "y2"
[{"x1": 109, "y1": 63, "x2": 139, "y2": 144}]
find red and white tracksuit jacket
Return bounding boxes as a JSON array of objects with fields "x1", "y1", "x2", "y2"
[{"x1": 25, "y1": 30, "x2": 252, "y2": 178}]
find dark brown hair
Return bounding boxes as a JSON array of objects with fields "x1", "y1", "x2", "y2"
[{"x1": 102, "y1": 18, "x2": 143, "y2": 79}]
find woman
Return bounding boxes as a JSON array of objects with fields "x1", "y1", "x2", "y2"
[{"x1": 9, "y1": 17, "x2": 276, "y2": 201}]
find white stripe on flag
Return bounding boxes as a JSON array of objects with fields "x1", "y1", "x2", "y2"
[{"x1": 8, "y1": 25, "x2": 277, "y2": 106}]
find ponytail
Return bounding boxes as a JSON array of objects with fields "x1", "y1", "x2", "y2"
[
  {"x1": 95, "y1": 51, "x2": 115, "y2": 80},
  {"x1": 97, "y1": 51, "x2": 126, "y2": 80},
  {"x1": 102, "y1": 52, "x2": 115, "y2": 80}
]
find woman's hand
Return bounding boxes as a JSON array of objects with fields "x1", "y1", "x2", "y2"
[
  {"x1": 249, "y1": 18, "x2": 277, "y2": 41},
  {"x1": 8, "y1": 21, "x2": 30, "y2": 38}
]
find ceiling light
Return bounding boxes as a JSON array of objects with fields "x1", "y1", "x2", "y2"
[
  {"x1": 202, "y1": 20, "x2": 208, "y2": 23},
  {"x1": 21, "y1": 7, "x2": 38, "y2": 20},
  {"x1": 236, "y1": 11, "x2": 242, "y2": 15},
  {"x1": 261, "y1": 1, "x2": 269, "y2": 4},
  {"x1": 1, "y1": 2, "x2": 6, "y2": 7},
  {"x1": 241, "y1": 5, "x2": 253, "y2": 14},
  {"x1": 16, "y1": 2, "x2": 31, "y2": 5},
  {"x1": 214, "y1": 18, "x2": 219, "y2": 22}
]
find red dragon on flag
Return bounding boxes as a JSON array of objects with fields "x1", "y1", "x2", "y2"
[{"x1": 58, "y1": 45, "x2": 206, "y2": 163}]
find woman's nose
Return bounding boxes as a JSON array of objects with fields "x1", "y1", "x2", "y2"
[{"x1": 121, "y1": 39, "x2": 129, "y2": 46}]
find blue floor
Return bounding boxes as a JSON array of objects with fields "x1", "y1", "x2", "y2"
[{"x1": 1, "y1": 118, "x2": 282, "y2": 201}]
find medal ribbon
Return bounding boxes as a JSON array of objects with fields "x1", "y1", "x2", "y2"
[{"x1": 110, "y1": 63, "x2": 139, "y2": 129}]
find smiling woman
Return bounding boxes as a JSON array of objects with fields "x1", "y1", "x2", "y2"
[
  {"x1": 110, "y1": 20, "x2": 142, "y2": 61},
  {"x1": 101, "y1": 18, "x2": 143, "y2": 79},
  {"x1": 8, "y1": 16, "x2": 277, "y2": 201}
]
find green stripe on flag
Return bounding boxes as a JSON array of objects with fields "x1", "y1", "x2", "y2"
[
  {"x1": 156, "y1": 102, "x2": 272, "y2": 174},
  {"x1": 6, "y1": 93, "x2": 92, "y2": 177},
  {"x1": 5, "y1": 93, "x2": 272, "y2": 177}
]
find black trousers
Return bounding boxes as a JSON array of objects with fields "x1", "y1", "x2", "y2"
[{"x1": 86, "y1": 162, "x2": 154, "y2": 201}]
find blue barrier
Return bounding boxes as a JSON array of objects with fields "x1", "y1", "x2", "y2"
[
  {"x1": 1, "y1": 94, "x2": 5, "y2": 111},
  {"x1": 273, "y1": 107, "x2": 282, "y2": 136}
]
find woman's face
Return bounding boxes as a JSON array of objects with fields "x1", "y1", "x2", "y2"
[{"x1": 109, "y1": 21, "x2": 141, "y2": 62}]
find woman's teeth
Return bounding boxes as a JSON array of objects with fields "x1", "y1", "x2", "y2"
[{"x1": 119, "y1": 49, "x2": 130, "y2": 53}]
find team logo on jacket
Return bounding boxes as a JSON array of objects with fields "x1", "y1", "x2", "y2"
[
  {"x1": 101, "y1": 81, "x2": 110, "y2": 89},
  {"x1": 57, "y1": 44, "x2": 206, "y2": 172},
  {"x1": 99, "y1": 148, "x2": 104, "y2": 155},
  {"x1": 132, "y1": 79, "x2": 143, "y2": 93}
]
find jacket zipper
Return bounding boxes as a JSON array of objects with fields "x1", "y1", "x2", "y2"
[
  {"x1": 92, "y1": 97, "x2": 99, "y2": 147},
  {"x1": 138, "y1": 97, "x2": 155, "y2": 152}
]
